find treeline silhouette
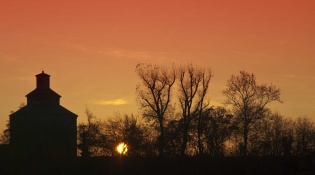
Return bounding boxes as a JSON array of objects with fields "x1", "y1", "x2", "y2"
[
  {"x1": 75, "y1": 107, "x2": 315, "y2": 158},
  {"x1": 73, "y1": 64, "x2": 314, "y2": 158},
  {"x1": 1, "y1": 63, "x2": 314, "y2": 174}
]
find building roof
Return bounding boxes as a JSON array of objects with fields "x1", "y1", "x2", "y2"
[
  {"x1": 26, "y1": 88, "x2": 61, "y2": 98},
  {"x1": 10, "y1": 104, "x2": 77, "y2": 118},
  {"x1": 10, "y1": 71, "x2": 77, "y2": 118}
]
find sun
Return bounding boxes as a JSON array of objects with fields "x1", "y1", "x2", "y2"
[{"x1": 116, "y1": 142, "x2": 128, "y2": 155}]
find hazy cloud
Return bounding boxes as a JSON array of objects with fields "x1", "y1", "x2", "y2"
[{"x1": 96, "y1": 99, "x2": 128, "y2": 106}]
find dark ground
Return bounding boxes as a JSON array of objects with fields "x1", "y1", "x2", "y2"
[{"x1": 1, "y1": 154, "x2": 314, "y2": 175}]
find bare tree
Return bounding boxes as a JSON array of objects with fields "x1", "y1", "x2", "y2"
[
  {"x1": 269, "y1": 113, "x2": 290, "y2": 156},
  {"x1": 177, "y1": 64, "x2": 212, "y2": 155},
  {"x1": 103, "y1": 113, "x2": 153, "y2": 157},
  {"x1": 223, "y1": 71, "x2": 281, "y2": 156},
  {"x1": 164, "y1": 118, "x2": 182, "y2": 157},
  {"x1": 249, "y1": 109, "x2": 274, "y2": 156},
  {"x1": 294, "y1": 117, "x2": 315, "y2": 155},
  {"x1": 250, "y1": 112, "x2": 295, "y2": 156},
  {"x1": 77, "y1": 107, "x2": 104, "y2": 157},
  {"x1": 136, "y1": 63, "x2": 176, "y2": 157},
  {"x1": 202, "y1": 107, "x2": 235, "y2": 157}
]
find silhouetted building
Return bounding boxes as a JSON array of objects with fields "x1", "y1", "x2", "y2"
[{"x1": 9, "y1": 71, "x2": 77, "y2": 161}]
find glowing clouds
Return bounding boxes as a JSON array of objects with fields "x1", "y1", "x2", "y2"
[{"x1": 96, "y1": 99, "x2": 128, "y2": 106}]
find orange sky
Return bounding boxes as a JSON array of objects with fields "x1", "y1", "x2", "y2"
[{"x1": 1, "y1": 0, "x2": 315, "y2": 131}]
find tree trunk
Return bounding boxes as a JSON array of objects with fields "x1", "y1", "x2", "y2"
[
  {"x1": 243, "y1": 126, "x2": 248, "y2": 156},
  {"x1": 158, "y1": 121, "x2": 165, "y2": 157},
  {"x1": 197, "y1": 116, "x2": 204, "y2": 155},
  {"x1": 181, "y1": 124, "x2": 189, "y2": 156}
]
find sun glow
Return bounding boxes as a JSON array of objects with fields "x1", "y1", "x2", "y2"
[{"x1": 116, "y1": 142, "x2": 128, "y2": 155}]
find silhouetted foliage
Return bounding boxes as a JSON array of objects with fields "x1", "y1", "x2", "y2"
[
  {"x1": 201, "y1": 107, "x2": 236, "y2": 157},
  {"x1": 103, "y1": 113, "x2": 155, "y2": 157},
  {"x1": 164, "y1": 118, "x2": 182, "y2": 156},
  {"x1": 223, "y1": 71, "x2": 282, "y2": 156},
  {"x1": 0, "y1": 103, "x2": 26, "y2": 144},
  {"x1": 77, "y1": 109, "x2": 157, "y2": 157},
  {"x1": 0, "y1": 121, "x2": 10, "y2": 145},
  {"x1": 294, "y1": 117, "x2": 315, "y2": 155},
  {"x1": 77, "y1": 107, "x2": 104, "y2": 157},
  {"x1": 249, "y1": 112, "x2": 295, "y2": 156}
]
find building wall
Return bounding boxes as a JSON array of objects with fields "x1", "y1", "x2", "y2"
[{"x1": 10, "y1": 107, "x2": 77, "y2": 160}]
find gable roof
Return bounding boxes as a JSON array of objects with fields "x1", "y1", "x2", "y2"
[{"x1": 10, "y1": 105, "x2": 77, "y2": 118}]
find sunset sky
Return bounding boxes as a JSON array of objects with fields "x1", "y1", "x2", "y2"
[{"x1": 1, "y1": 0, "x2": 315, "y2": 131}]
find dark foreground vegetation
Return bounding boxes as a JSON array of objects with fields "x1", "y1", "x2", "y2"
[
  {"x1": 1, "y1": 64, "x2": 315, "y2": 174},
  {"x1": 77, "y1": 156, "x2": 314, "y2": 175},
  {"x1": 0, "y1": 155, "x2": 314, "y2": 175}
]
